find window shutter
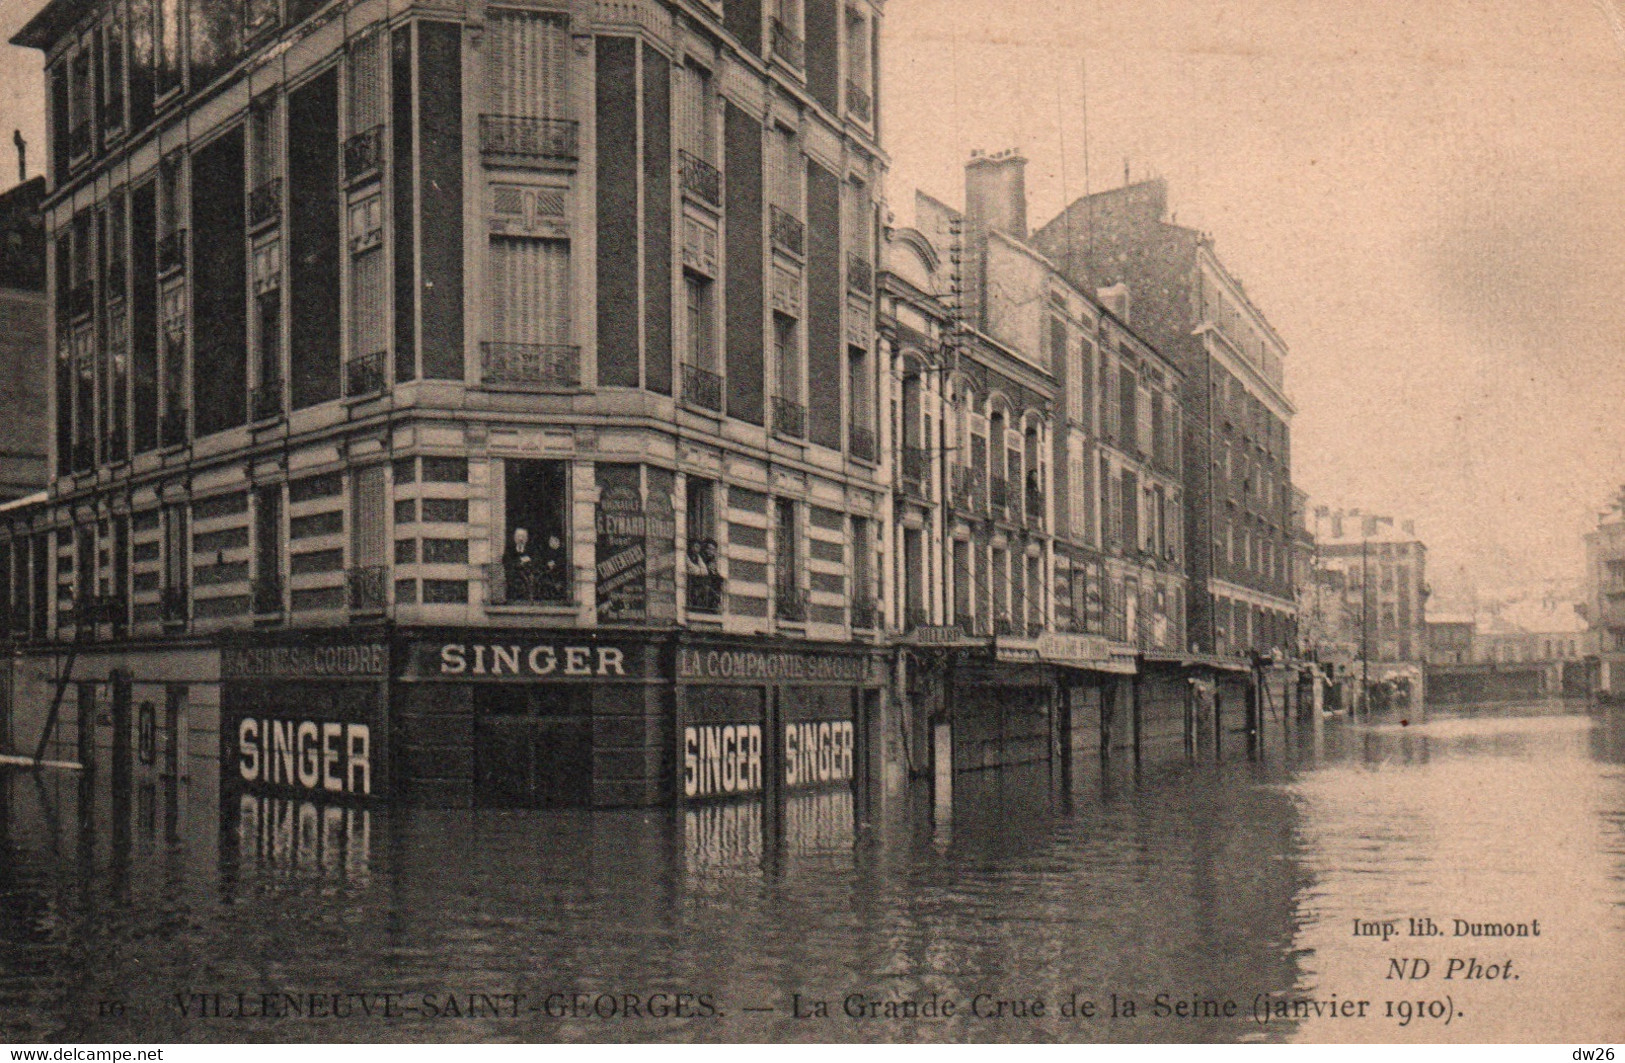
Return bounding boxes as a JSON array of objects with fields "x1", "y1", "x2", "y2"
[
  {"x1": 490, "y1": 236, "x2": 571, "y2": 346},
  {"x1": 489, "y1": 11, "x2": 567, "y2": 119},
  {"x1": 351, "y1": 465, "x2": 386, "y2": 568}
]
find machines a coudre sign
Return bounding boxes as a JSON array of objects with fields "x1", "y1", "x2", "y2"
[{"x1": 222, "y1": 642, "x2": 385, "y2": 800}]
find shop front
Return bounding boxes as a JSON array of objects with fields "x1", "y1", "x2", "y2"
[{"x1": 218, "y1": 633, "x2": 391, "y2": 884}]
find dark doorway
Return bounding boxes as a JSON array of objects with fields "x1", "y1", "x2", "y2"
[{"x1": 473, "y1": 683, "x2": 592, "y2": 808}]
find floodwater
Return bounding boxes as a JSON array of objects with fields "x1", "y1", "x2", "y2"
[{"x1": 2, "y1": 703, "x2": 1622, "y2": 1043}]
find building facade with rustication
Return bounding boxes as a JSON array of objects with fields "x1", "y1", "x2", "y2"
[{"x1": 2, "y1": 0, "x2": 893, "y2": 834}]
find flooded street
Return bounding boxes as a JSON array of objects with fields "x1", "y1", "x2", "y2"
[{"x1": 3, "y1": 703, "x2": 1622, "y2": 1044}]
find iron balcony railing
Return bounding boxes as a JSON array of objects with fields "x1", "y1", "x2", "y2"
[
  {"x1": 774, "y1": 583, "x2": 806, "y2": 623},
  {"x1": 344, "y1": 350, "x2": 386, "y2": 398},
  {"x1": 344, "y1": 125, "x2": 385, "y2": 184},
  {"x1": 252, "y1": 575, "x2": 283, "y2": 615},
  {"x1": 160, "y1": 407, "x2": 188, "y2": 448},
  {"x1": 682, "y1": 363, "x2": 723, "y2": 413},
  {"x1": 679, "y1": 150, "x2": 722, "y2": 209},
  {"x1": 158, "y1": 229, "x2": 187, "y2": 275},
  {"x1": 849, "y1": 424, "x2": 877, "y2": 463},
  {"x1": 846, "y1": 80, "x2": 873, "y2": 124},
  {"x1": 994, "y1": 617, "x2": 1020, "y2": 638},
  {"x1": 481, "y1": 342, "x2": 580, "y2": 390},
  {"x1": 901, "y1": 446, "x2": 929, "y2": 499},
  {"x1": 687, "y1": 571, "x2": 724, "y2": 615},
  {"x1": 347, "y1": 566, "x2": 387, "y2": 612},
  {"x1": 248, "y1": 177, "x2": 283, "y2": 229},
  {"x1": 769, "y1": 204, "x2": 805, "y2": 256},
  {"x1": 251, "y1": 377, "x2": 283, "y2": 422},
  {"x1": 772, "y1": 396, "x2": 806, "y2": 440},
  {"x1": 479, "y1": 115, "x2": 580, "y2": 164},
  {"x1": 846, "y1": 252, "x2": 873, "y2": 295},
  {"x1": 486, "y1": 561, "x2": 571, "y2": 606},
  {"x1": 771, "y1": 18, "x2": 805, "y2": 67},
  {"x1": 905, "y1": 605, "x2": 930, "y2": 632}
]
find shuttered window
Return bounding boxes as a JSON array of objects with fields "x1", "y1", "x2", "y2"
[
  {"x1": 770, "y1": 125, "x2": 801, "y2": 214},
  {"x1": 675, "y1": 61, "x2": 714, "y2": 162},
  {"x1": 487, "y1": 10, "x2": 568, "y2": 119},
  {"x1": 348, "y1": 31, "x2": 386, "y2": 134},
  {"x1": 350, "y1": 465, "x2": 386, "y2": 568},
  {"x1": 489, "y1": 236, "x2": 571, "y2": 346}
]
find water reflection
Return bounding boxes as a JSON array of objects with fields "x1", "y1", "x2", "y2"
[{"x1": 1, "y1": 703, "x2": 1622, "y2": 1042}]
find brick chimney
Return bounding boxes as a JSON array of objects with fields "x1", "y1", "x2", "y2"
[
  {"x1": 963, "y1": 149, "x2": 1028, "y2": 328},
  {"x1": 965, "y1": 149, "x2": 1028, "y2": 241}
]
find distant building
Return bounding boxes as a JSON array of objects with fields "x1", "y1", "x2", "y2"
[
  {"x1": 1311, "y1": 510, "x2": 1428, "y2": 704},
  {"x1": 1032, "y1": 178, "x2": 1297, "y2": 658},
  {"x1": 0, "y1": 175, "x2": 47, "y2": 503},
  {"x1": 1424, "y1": 614, "x2": 1474, "y2": 666},
  {"x1": 1584, "y1": 502, "x2": 1625, "y2": 697}
]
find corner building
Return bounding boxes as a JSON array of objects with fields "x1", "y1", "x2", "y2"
[{"x1": 3, "y1": 0, "x2": 892, "y2": 823}]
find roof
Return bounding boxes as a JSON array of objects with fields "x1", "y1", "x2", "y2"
[{"x1": 12, "y1": 0, "x2": 92, "y2": 51}]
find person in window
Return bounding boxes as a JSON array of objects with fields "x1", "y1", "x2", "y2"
[
  {"x1": 505, "y1": 526, "x2": 541, "y2": 601},
  {"x1": 540, "y1": 533, "x2": 567, "y2": 600}
]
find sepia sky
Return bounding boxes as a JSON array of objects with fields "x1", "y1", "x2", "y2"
[
  {"x1": 0, "y1": 0, "x2": 1621, "y2": 604},
  {"x1": 884, "y1": 0, "x2": 1625, "y2": 604}
]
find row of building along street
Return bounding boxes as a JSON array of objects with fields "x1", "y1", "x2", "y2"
[{"x1": 0, "y1": 0, "x2": 1530, "y2": 843}]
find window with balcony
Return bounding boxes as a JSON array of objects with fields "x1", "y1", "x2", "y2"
[
  {"x1": 903, "y1": 527, "x2": 924, "y2": 629},
  {"x1": 102, "y1": 13, "x2": 126, "y2": 139},
  {"x1": 844, "y1": 177, "x2": 871, "y2": 293},
  {"x1": 774, "y1": 498, "x2": 804, "y2": 622},
  {"x1": 685, "y1": 477, "x2": 722, "y2": 614},
  {"x1": 769, "y1": 124, "x2": 804, "y2": 255},
  {"x1": 844, "y1": 5, "x2": 872, "y2": 123},
  {"x1": 772, "y1": 0, "x2": 805, "y2": 68},
  {"x1": 252, "y1": 240, "x2": 283, "y2": 420},
  {"x1": 852, "y1": 516, "x2": 876, "y2": 628},
  {"x1": 485, "y1": 235, "x2": 575, "y2": 389},
  {"x1": 346, "y1": 31, "x2": 387, "y2": 184},
  {"x1": 346, "y1": 196, "x2": 386, "y2": 397},
  {"x1": 483, "y1": 10, "x2": 574, "y2": 165},
  {"x1": 254, "y1": 484, "x2": 282, "y2": 615},
  {"x1": 68, "y1": 45, "x2": 92, "y2": 163},
  {"x1": 159, "y1": 283, "x2": 187, "y2": 447},
  {"x1": 249, "y1": 94, "x2": 283, "y2": 229},
  {"x1": 682, "y1": 272, "x2": 720, "y2": 411},
  {"x1": 676, "y1": 60, "x2": 716, "y2": 167},
  {"x1": 161, "y1": 503, "x2": 188, "y2": 627},
  {"x1": 772, "y1": 312, "x2": 804, "y2": 440},
  {"x1": 157, "y1": 154, "x2": 186, "y2": 275},
  {"x1": 349, "y1": 465, "x2": 387, "y2": 611},
  {"x1": 496, "y1": 459, "x2": 570, "y2": 604},
  {"x1": 848, "y1": 345, "x2": 874, "y2": 461}
]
